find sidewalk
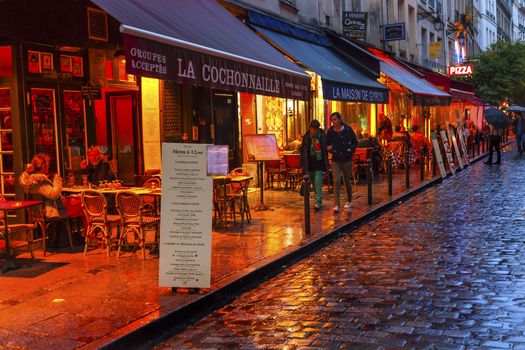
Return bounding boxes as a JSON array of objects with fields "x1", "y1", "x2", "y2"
[{"x1": 0, "y1": 147, "x2": 497, "y2": 349}]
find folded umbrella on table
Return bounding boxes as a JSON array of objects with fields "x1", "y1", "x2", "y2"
[{"x1": 484, "y1": 107, "x2": 510, "y2": 129}]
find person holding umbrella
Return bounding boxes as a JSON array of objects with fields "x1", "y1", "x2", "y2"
[{"x1": 483, "y1": 107, "x2": 507, "y2": 165}]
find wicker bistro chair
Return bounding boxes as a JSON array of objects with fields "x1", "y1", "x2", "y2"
[
  {"x1": 26, "y1": 193, "x2": 74, "y2": 255},
  {"x1": 142, "y1": 177, "x2": 161, "y2": 216},
  {"x1": 227, "y1": 168, "x2": 252, "y2": 224},
  {"x1": 115, "y1": 191, "x2": 160, "y2": 259},
  {"x1": 283, "y1": 154, "x2": 303, "y2": 190},
  {"x1": 81, "y1": 190, "x2": 120, "y2": 256},
  {"x1": 264, "y1": 160, "x2": 285, "y2": 189},
  {"x1": 0, "y1": 195, "x2": 37, "y2": 259}
]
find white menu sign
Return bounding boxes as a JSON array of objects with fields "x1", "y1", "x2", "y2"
[
  {"x1": 448, "y1": 125, "x2": 464, "y2": 170},
  {"x1": 159, "y1": 143, "x2": 212, "y2": 288},
  {"x1": 430, "y1": 132, "x2": 447, "y2": 178},
  {"x1": 439, "y1": 129, "x2": 456, "y2": 174}
]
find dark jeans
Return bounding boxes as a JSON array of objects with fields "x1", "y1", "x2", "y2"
[
  {"x1": 516, "y1": 134, "x2": 525, "y2": 154},
  {"x1": 488, "y1": 135, "x2": 502, "y2": 163}
]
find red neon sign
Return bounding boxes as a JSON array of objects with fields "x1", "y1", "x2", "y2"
[{"x1": 447, "y1": 65, "x2": 473, "y2": 76}]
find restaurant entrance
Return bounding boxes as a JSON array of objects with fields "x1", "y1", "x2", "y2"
[
  {"x1": 213, "y1": 92, "x2": 239, "y2": 169},
  {"x1": 106, "y1": 91, "x2": 138, "y2": 185}
]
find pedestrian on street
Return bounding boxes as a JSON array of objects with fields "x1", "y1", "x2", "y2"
[
  {"x1": 512, "y1": 112, "x2": 525, "y2": 155},
  {"x1": 326, "y1": 112, "x2": 358, "y2": 212},
  {"x1": 484, "y1": 124, "x2": 503, "y2": 165},
  {"x1": 301, "y1": 119, "x2": 328, "y2": 210}
]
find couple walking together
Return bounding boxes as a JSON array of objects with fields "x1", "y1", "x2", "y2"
[{"x1": 302, "y1": 112, "x2": 358, "y2": 212}]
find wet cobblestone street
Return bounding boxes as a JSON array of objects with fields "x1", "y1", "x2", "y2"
[{"x1": 157, "y1": 152, "x2": 525, "y2": 350}]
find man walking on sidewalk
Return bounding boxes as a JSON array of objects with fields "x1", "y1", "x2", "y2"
[
  {"x1": 326, "y1": 112, "x2": 358, "y2": 212},
  {"x1": 484, "y1": 124, "x2": 503, "y2": 165},
  {"x1": 301, "y1": 119, "x2": 328, "y2": 210},
  {"x1": 512, "y1": 112, "x2": 525, "y2": 155}
]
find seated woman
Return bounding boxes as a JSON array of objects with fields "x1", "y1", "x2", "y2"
[
  {"x1": 80, "y1": 146, "x2": 116, "y2": 185},
  {"x1": 19, "y1": 153, "x2": 66, "y2": 219}
]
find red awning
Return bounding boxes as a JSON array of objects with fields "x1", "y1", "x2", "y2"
[
  {"x1": 91, "y1": 0, "x2": 311, "y2": 100},
  {"x1": 367, "y1": 48, "x2": 451, "y2": 106},
  {"x1": 450, "y1": 89, "x2": 483, "y2": 105}
]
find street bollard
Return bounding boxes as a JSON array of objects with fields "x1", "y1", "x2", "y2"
[
  {"x1": 387, "y1": 156, "x2": 393, "y2": 196},
  {"x1": 432, "y1": 151, "x2": 437, "y2": 177},
  {"x1": 302, "y1": 174, "x2": 310, "y2": 235},
  {"x1": 367, "y1": 159, "x2": 372, "y2": 205},
  {"x1": 405, "y1": 151, "x2": 410, "y2": 189},
  {"x1": 420, "y1": 147, "x2": 425, "y2": 181}
]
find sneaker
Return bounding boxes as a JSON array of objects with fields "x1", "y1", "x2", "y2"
[
  {"x1": 344, "y1": 202, "x2": 351, "y2": 209},
  {"x1": 484, "y1": 161, "x2": 492, "y2": 166},
  {"x1": 314, "y1": 203, "x2": 321, "y2": 210},
  {"x1": 494, "y1": 160, "x2": 501, "y2": 165},
  {"x1": 332, "y1": 206, "x2": 339, "y2": 212}
]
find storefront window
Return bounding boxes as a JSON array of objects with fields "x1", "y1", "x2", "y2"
[
  {"x1": 0, "y1": 88, "x2": 14, "y2": 197},
  {"x1": 257, "y1": 96, "x2": 285, "y2": 147},
  {"x1": 63, "y1": 91, "x2": 86, "y2": 171},
  {"x1": 285, "y1": 99, "x2": 306, "y2": 146},
  {"x1": 0, "y1": 46, "x2": 13, "y2": 77},
  {"x1": 31, "y1": 88, "x2": 58, "y2": 173},
  {"x1": 332, "y1": 101, "x2": 371, "y2": 135}
]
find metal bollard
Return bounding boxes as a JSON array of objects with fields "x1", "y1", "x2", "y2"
[
  {"x1": 302, "y1": 174, "x2": 310, "y2": 235},
  {"x1": 420, "y1": 147, "x2": 425, "y2": 181},
  {"x1": 432, "y1": 151, "x2": 437, "y2": 176},
  {"x1": 367, "y1": 159, "x2": 372, "y2": 205},
  {"x1": 387, "y1": 156, "x2": 393, "y2": 196},
  {"x1": 405, "y1": 151, "x2": 410, "y2": 189}
]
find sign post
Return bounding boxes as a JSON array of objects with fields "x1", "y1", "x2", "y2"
[{"x1": 243, "y1": 134, "x2": 280, "y2": 211}]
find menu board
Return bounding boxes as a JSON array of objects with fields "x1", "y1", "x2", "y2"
[
  {"x1": 430, "y1": 132, "x2": 447, "y2": 179},
  {"x1": 141, "y1": 77, "x2": 161, "y2": 171},
  {"x1": 207, "y1": 145, "x2": 228, "y2": 176},
  {"x1": 439, "y1": 129, "x2": 456, "y2": 175},
  {"x1": 159, "y1": 143, "x2": 212, "y2": 288},
  {"x1": 243, "y1": 134, "x2": 280, "y2": 161},
  {"x1": 448, "y1": 125, "x2": 464, "y2": 170}
]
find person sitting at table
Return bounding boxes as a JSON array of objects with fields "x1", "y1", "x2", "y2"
[
  {"x1": 80, "y1": 146, "x2": 116, "y2": 185},
  {"x1": 357, "y1": 133, "x2": 382, "y2": 176},
  {"x1": 392, "y1": 125, "x2": 412, "y2": 148},
  {"x1": 19, "y1": 153, "x2": 66, "y2": 219},
  {"x1": 410, "y1": 125, "x2": 431, "y2": 161}
]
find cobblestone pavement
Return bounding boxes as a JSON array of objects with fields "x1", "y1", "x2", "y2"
[{"x1": 156, "y1": 150, "x2": 525, "y2": 349}]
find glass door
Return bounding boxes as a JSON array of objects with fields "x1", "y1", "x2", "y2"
[
  {"x1": 62, "y1": 90, "x2": 87, "y2": 175},
  {"x1": 30, "y1": 88, "x2": 59, "y2": 174},
  {"x1": 0, "y1": 88, "x2": 14, "y2": 198}
]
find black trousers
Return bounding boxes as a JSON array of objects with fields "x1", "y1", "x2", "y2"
[{"x1": 488, "y1": 135, "x2": 502, "y2": 163}]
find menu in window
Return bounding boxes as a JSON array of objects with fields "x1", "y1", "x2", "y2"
[
  {"x1": 243, "y1": 134, "x2": 280, "y2": 161},
  {"x1": 159, "y1": 143, "x2": 212, "y2": 288}
]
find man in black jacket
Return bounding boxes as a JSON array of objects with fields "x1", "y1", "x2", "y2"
[{"x1": 326, "y1": 112, "x2": 358, "y2": 212}]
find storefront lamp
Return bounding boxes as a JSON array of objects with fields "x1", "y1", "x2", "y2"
[
  {"x1": 457, "y1": 31, "x2": 466, "y2": 46},
  {"x1": 433, "y1": 17, "x2": 444, "y2": 32}
]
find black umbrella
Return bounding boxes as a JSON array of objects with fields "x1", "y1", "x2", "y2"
[{"x1": 484, "y1": 107, "x2": 509, "y2": 129}]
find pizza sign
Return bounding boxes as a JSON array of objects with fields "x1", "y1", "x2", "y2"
[{"x1": 447, "y1": 65, "x2": 473, "y2": 76}]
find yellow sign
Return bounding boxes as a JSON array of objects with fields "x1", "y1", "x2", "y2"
[{"x1": 429, "y1": 41, "x2": 442, "y2": 59}]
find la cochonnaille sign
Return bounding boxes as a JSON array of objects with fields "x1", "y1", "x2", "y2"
[{"x1": 447, "y1": 65, "x2": 473, "y2": 76}]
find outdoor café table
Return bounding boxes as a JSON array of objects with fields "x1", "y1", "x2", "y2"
[
  {"x1": 0, "y1": 200, "x2": 42, "y2": 274},
  {"x1": 212, "y1": 176, "x2": 253, "y2": 224},
  {"x1": 62, "y1": 186, "x2": 161, "y2": 196}
]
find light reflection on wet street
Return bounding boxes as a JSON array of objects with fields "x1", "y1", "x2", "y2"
[{"x1": 157, "y1": 153, "x2": 525, "y2": 349}]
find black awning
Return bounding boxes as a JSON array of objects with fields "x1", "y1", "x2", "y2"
[
  {"x1": 252, "y1": 26, "x2": 388, "y2": 104},
  {"x1": 91, "y1": 0, "x2": 311, "y2": 100}
]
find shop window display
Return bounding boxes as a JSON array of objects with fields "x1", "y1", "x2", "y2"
[
  {"x1": 63, "y1": 90, "x2": 86, "y2": 173},
  {"x1": 31, "y1": 88, "x2": 57, "y2": 173},
  {"x1": 0, "y1": 88, "x2": 14, "y2": 197}
]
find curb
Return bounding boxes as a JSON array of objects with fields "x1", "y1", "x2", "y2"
[{"x1": 100, "y1": 148, "x2": 492, "y2": 349}]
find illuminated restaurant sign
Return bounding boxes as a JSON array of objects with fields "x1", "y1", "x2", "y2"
[
  {"x1": 447, "y1": 65, "x2": 473, "y2": 76},
  {"x1": 323, "y1": 81, "x2": 389, "y2": 103},
  {"x1": 124, "y1": 35, "x2": 310, "y2": 100}
]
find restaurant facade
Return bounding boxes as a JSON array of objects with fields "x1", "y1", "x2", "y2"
[{"x1": 0, "y1": 0, "x2": 312, "y2": 199}]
